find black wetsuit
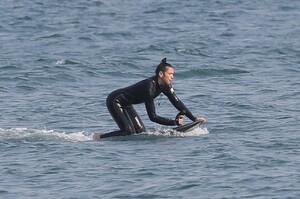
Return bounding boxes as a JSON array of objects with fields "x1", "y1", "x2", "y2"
[{"x1": 101, "y1": 76, "x2": 196, "y2": 138}]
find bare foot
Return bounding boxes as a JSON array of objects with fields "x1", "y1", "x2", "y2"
[{"x1": 93, "y1": 133, "x2": 101, "y2": 140}]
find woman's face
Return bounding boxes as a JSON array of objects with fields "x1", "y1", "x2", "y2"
[{"x1": 159, "y1": 66, "x2": 174, "y2": 85}]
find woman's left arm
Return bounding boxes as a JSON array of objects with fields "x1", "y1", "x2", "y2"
[{"x1": 164, "y1": 85, "x2": 198, "y2": 121}]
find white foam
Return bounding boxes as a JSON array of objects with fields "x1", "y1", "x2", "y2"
[
  {"x1": 55, "y1": 59, "x2": 66, "y2": 65},
  {"x1": 51, "y1": 131, "x2": 93, "y2": 142},
  {"x1": 143, "y1": 126, "x2": 209, "y2": 137},
  {"x1": 0, "y1": 126, "x2": 209, "y2": 142},
  {"x1": 0, "y1": 128, "x2": 93, "y2": 142}
]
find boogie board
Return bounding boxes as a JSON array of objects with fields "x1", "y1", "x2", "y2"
[
  {"x1": 93, "y1": 121, "x2": 202, "y2": 139},
  {"x1": 172, "y1": 121, "x2": 201, "y2": 133}
]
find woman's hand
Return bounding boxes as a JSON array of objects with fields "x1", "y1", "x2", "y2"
[{"x1": 195, "y1": 117, "x2": 207, "y2": 124}]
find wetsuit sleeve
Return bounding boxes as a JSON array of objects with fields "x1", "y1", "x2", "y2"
[
  {"x1": 145, "y1": 100, "x2": 176, "y2": 125},
  {"x1": 145, "y1": 81, "x2": 176, "y2": 125},
  {"x1": 164, "y1": 85, "x2": 197, "y2": 121}
]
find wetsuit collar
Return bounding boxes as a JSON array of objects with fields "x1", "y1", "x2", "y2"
[{"x1": 154, "y1": 76, "x2": 168, "y2": 92}]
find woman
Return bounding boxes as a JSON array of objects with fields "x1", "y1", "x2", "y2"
[{"x1": 93, "y1": 58, "x2": 206, "y2": 139}]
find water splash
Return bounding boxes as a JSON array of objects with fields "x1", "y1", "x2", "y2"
[
  {"x1": 0, "y1": 126, "x2": 209, "y2": 143},
  {"x1": 143, "y1": 126, "x2": 209, "y2": 137},
  {"x1": 55, "y1": 59, "x2": 79, "y2": 65},
  {"x1": 0, "y1": 128, "x2": 93, "y2": 142}
]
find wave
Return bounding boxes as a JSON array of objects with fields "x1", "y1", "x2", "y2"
[
  {"x1": 0, "y1": 126, "x2": 209, "y2": 143},
  {"x1": 0, "y1": 128, "x2": 92, "y2": 142},
  {"x1": 38, "y1": 33, "x2": 64, "y2": 39},
  {"x1": 141, "y1": 126, "x2": 209, "y2": 138},
  {"x1": 178, "y1": 68, "x2": 249, "y2": 78},
  {"x1": 55, "y1": 59, "x2": 79, "y2": 65},
  {"x1": 175, "y1": 48, "x2": 209, "y2": 57},
  {"x1": 16, "y1": 16, "x2": 32, "y2": 21}
]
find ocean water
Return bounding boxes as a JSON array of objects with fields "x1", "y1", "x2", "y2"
[{"x1": 1, "y1": 0, "x2": 299, "y2": 198}]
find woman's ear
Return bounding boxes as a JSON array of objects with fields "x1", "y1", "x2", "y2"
[{"x1": 159, "y1": 71, "x2": 164, "y2": 77}]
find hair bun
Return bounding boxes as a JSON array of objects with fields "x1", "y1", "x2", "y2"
[{"x1": 161, "y1": 58, "x2": 167, "y2": 64}]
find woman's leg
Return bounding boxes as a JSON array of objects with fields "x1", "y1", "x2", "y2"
[
  {"x1": 125, "y1": 105, "x2": 146, "y2": 133},
  {"x1": 96, "y1": 93, "x2": 143, "y2": 139}
]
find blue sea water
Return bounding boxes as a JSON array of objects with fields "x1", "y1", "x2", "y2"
[{"x1": 1, "y1": 0, "x2": 299, "y2": 198}]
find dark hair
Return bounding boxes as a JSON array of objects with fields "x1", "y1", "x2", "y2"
[{"x1": 155, "y1": 58, "x2": 173, "y2": 77}]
